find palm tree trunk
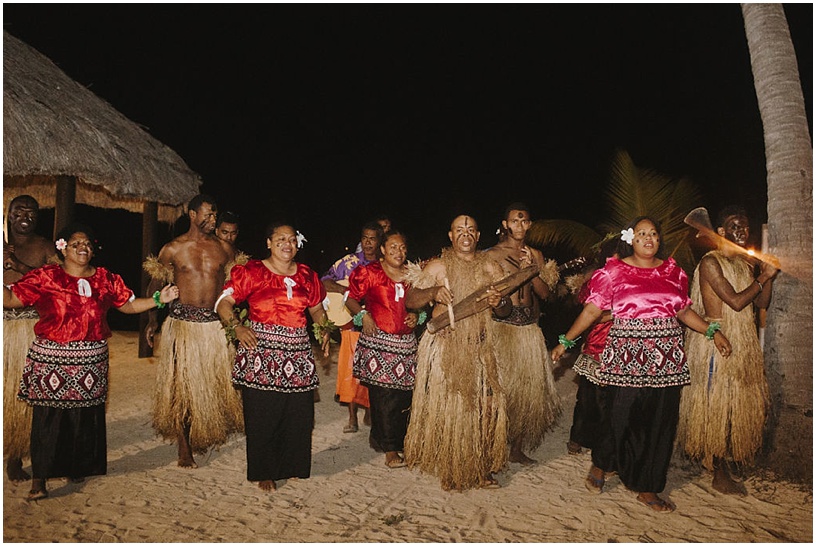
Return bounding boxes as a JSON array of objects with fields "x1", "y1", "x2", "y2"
[{"x1": 742, "y1": 3, "x2": 812, "y2": 481}]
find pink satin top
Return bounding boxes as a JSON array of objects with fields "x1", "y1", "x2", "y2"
[
  {"x1": 348, "y1": 261, "x2": 412, "y2": 335},
  {"x1": 584, "y1": 257, "x2": 692, "y2": 319},
  {"x1": 11, "y1": 264, "x2": 134, "y2": 342},
  {"x1": 224, "y1": 260, "x2": 326, "y2": 327}
]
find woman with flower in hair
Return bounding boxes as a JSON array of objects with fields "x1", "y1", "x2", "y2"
[
  {"x1": 3, "y1": 223, "x2": 178, "y2": 501},
  {"x1": 215, "y1": 222, "x2": 331, "y2": 492},
  {"x1": 345, "y1": 229, "x2": 420, "y2": 469},
  {"x1": 552, "y1": 216, "x2": 732, "y2": 513}
]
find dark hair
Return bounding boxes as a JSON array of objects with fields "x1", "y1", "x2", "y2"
[
  {"x1": 502, "y1": 201, "x2": 530, "y2": 220},
  {"x1": 616, "y1": 215, "x2": 666, "y2": 259},
  {"x1": 264, "y1": 220, "x2": 294, "y2": 240},
  {"x1": 715, "y1": 205, "x2": 748, "y2": 229},
  {"x1": 217, "y1": 210, "x2": 240, "y2": 227},
  {"x1": 55, "y1": 223, "x2": 96, "y2": 261},
  {"x1": 8, "y1": 194, "x2": 39, "y2": 211},
  {"x1": 187, "y1": 194, "x2": 217, "y2": 214}
]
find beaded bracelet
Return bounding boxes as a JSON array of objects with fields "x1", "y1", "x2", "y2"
[
  {"x1": 417, "y1": 310, "x2": 427, "y2": 325},
  {"x1": 558, "y1": 334, "x2": 577, "y2": 349},
  {"x1": 152, "y1": 290, "x2": 165, "y2": 309},
  {"x1": 353, "y1": 310, "x2": 368, "y2": 327},
  {"x1": 705, "y1": 321, "x2": 721, "y2": 340}
]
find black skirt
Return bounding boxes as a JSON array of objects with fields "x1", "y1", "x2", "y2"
[
  {"x1": 364, "y1": 383, "x2": 412, "y2": 453},
  {"x1": 241, "y1": 387, "x2": 314, "y2": 482},
  {"x1": 569, "y1": 376, "x2": 605, "y2": 450},
  {"x1": 30, "y1": 404, "x2": 107, "y2": 479},
  {"x1": 591, "y1": 385, "x2": 681, "y2": 493}
]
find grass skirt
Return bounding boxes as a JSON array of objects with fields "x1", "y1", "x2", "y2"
[
  {"x1": 152, "y1": 317, "x2": 243, "y2": 453},
  {"x1": 677, "y1": 251, "x2": 769, "y2": 468},
  {"x1": 3, "y1": 316, "x2": 36, "y2": 459},
  {"x1": 493, "y1": 321, "x2": 561, "y2": 451}
]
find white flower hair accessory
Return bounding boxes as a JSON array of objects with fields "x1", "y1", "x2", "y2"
[
  {"x1": 55, "y1": 238, "x2": 67, "y2": 251},
  {"x1": 296, "y1": 231, "x2": 307, "y2": 248},
  {"x1": 620, "y1": 228, "x2": 635, "y2": 245}
]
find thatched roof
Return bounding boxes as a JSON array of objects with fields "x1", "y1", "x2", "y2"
[{"x1": 3, "y1": 30, "x2": 201, "y2": 222}]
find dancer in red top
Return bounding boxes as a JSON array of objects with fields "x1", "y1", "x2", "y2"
[
  {"x1": 4, "y1": 223, "x2": 177, "y2": 501},
  {"x1": 216, "y1": 221, "x2": 331, "y2": 492},
  {"x1": 345, "y1": 230, "x2": 419, "y2": 469}
]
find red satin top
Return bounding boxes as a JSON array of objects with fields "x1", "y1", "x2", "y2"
[
  {"x1": 584, "y1": 257, "x2": 692, "y2": 319},
  {"x1": 348, "y1": 261, "x2": 412, "y2": 335},
  {"x1": 224, "y1": 260, "x2": 326, "y2": 327},
  {"x1": 11, "y1": 264, "x2": 134, "y2": 343}
]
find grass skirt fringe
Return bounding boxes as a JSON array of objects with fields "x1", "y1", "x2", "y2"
[
  {"x1": 404, "y1": 248, "x2": 509, "y2": 490},
  {"x1": 152, "y1": 318, "x2": 244, "y2": 453},
  {"x1": 405, "y1": 332, "x2": 508, "y2": 490},
  {"x1": 677, "y1": 251, "x2": 769, "y2": 469},
  {"x1": 4, "y1": 317, "x2": 36, "y2": 459},
  {"x1": 493, "y1": 321, "x2": 561, "y2": 451}
]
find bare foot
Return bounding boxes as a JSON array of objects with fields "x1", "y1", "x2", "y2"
[
  {"x1": 177, "y1": 430, "x2": 198, "y2": 468},
  {"x1": 509, "y1": 438, "x2": 537, "y2": 465},
  {"x1": 258, "y1": 480, "x2": 276, "y2": 491},
  {"x1": 712, "y1": 465, "x2": 747, "y2": 496},
  {"x1": 7, "y1": 457, "x2": 30, "y2": 483}
]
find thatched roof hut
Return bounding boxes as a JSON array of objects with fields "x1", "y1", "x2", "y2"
[{"x1": 3, "y1": 30, "x2": 201, "y2": 224}]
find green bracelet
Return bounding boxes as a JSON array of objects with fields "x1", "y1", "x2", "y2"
[
  {"x1": 417, "y1": 310, "x2": 427, "y2": 325},
  {"x1": 353, "y1": 310, "x2": 367, "y2": 327},
  {"x1": 558, "y1": 334, "x2": 576, "y2": 349},
  {"x1": 153, "y1": 290, "x2": 165, "y2": 309},
  {"x1": 705, "y1": 321, "x2": 721, "y2": 340}
]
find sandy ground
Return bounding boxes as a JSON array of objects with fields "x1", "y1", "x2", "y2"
[{"x1": 3, "y1": 330, "x2": 812, "y2": 543}]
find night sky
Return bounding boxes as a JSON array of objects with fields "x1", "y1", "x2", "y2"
[{"x1": 3, "y1": 5, "x2": 812, "y2": 311}]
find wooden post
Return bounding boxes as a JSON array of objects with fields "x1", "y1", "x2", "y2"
[
  {"x1": 52, "y1": 176, "x2": 76, "y2": 239},
  {"x1": 138, "y1": 201, "x2": 158, "y2": 358}
]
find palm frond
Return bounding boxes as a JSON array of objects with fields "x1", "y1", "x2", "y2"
[{"x1": 526, "y1": 219, "x2": 603, "y2": 257}]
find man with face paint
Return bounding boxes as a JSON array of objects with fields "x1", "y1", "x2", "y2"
[
  {"x1": 484, "y1": 202, "x2": 561, "y2": 465},
  {"x1": 677, "y1": 205, "x2": 779, "y2": 495},
  {"x1": 3, "y1": 195, "x2": 56, "y2": 482},
  {"x1": 144, "y1": 194, "x2": 244, "y2": 468},
  {"x1": 403, "y1": 214, "x2": 513, "y2": 490}
]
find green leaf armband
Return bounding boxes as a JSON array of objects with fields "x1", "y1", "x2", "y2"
[
  {"x1": 153, "y1": 290, "x2": 165, "y2": 309},
  {"x1": 705, "y1": 321, "x2": 721, "y2": 340},
  {"x1": 558, "y1": 334, "x2": 578, "y2": 349}
]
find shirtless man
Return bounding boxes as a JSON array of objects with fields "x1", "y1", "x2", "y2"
[
  {"x1": 484, "y1": 202, "x2": 561, "y2": 464},
  {"x1": 215, "y1": 211, "x2": 240, "y2": 247},
  {"x1": 145, "y1": 194, "x2": 243, "y2": 468},
  {"x1": 3, "y1": 195, "x2": 55, "y2": 481},
  {"x1": 678, "y1": 205, "x2": 779, "y2": 495}
]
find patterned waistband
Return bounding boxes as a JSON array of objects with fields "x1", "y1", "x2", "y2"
[
  {"x1": 251, "y1": 321, "x2": 310, "y2": 345},
  {"x1": 21, "y1": 338, "x2": 109, "y2": 408},
  {"x1": 493, "y1": 305, "x2": 538, "y2": 326},
  {"x1": 609, "y1": 316, "x2": 682, "y2": 337},
  {"x1": 4, "y1": 307, "x2": 39, "y2": 320},
  {"x1": 169, "y1": 303, "x2": 219, "y2": 323}
]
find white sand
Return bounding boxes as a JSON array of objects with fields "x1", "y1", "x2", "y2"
[{"x1": 3, "y1": 331, "x2": 812, "y2": 542}]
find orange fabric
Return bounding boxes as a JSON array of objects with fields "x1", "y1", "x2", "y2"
[{"x1": 335, "y1": 330, "x2": 369, "y2": 407}]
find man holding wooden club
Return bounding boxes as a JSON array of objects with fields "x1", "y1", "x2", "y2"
[{"x1": 402, "y1": 214, "x2": 512, "y2": 490}]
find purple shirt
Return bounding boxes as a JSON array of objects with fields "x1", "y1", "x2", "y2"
[{"x1": 321, "y1": 250, "x2": 372, "y2": 282}]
